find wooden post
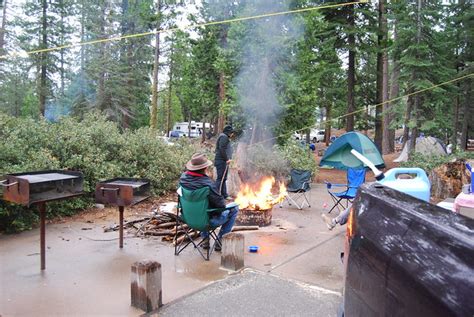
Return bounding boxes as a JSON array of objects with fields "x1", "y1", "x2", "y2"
[
  {"x1": 131, "y1": 260, "x2": 162, "y2": 312},
  {"x1": 221, "y1": 233, "x2": 244, "y2": 271},
  {"x1": 38, "y1": 202, "x2": 46, "y2": 270},
  {"x1": 119, "y1": 206, "x2": 124, "y2": 248}
]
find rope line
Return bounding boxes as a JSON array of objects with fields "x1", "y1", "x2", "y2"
[
  {"x1": 0, "y1": 0, "x2": 366, "y2": 60},
  {"x1": 247, "y1": 72, "x2": 474, "y2": 148}
]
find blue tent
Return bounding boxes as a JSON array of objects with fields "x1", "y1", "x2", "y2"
[{"x1": 320, "y1": 132, "x2": 385, "y2": 170}]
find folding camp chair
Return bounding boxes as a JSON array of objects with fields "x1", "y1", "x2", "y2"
[
  {"x1": 325, "y1": 168, "x2": 366, "y2": 214},
  {"x1": 280, "y1": 169, "x2": 312, "y2": 210},
  {"x1": 174, "y1": 186, "x2": 227, "y2": 261}
]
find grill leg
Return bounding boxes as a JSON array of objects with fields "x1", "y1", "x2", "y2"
[
  {"x1": 119, "y1": 206, "x2": 124, "y2": 248},
  {"x1": 38, "y1": 202, "x2": 46, "y2": 270}
]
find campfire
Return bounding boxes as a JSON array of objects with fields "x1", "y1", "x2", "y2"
[{"x1": 235, "y1": 176, "x2": 287, "y2": 226}]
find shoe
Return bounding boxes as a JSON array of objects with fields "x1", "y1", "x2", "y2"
[
  {"x1": 201, "y1": 238, "x2": 210, "y2": 250},
  {"x1": 214, "y1": 242, "x2": 222, "y2": 252},
  {"x1": 322, "y1": 214, "x2": 336, "y2": 230}
]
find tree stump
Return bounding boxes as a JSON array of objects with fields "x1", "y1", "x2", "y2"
[
  {"x1": 221, "y1": 233, "x2": 244, "y2": 271},
  {"x1": 429, "y1": 159, "x2": 472, "y2": 200},
  {"x1": 131, "y1": 260, "x2": 162, "y2": 312}
]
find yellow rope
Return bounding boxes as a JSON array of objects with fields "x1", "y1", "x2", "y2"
[
  {"x1": 0, "y1": 0, "x2": 366, "y2": 60},
  {"x1": 247, "y1": 72, "x2": 474, "y2": 148}
]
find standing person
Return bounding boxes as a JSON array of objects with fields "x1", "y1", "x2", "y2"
[
  {"x1": 179, "y1": 153, "x2": 238, "y2": 251},
  {"x1": 215, "y1": 125, "x2": 235, "y2": 199}
]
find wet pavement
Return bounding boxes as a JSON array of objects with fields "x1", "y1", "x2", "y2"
[{"x1": 0, "y1": 184, "x2": 346, "y2": 316}]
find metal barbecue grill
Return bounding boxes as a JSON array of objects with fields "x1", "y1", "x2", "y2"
[
  {"x1": 95, "y1": 178, "x2": 150, "y2": 248},
  {"x1": 0, "y1": 170, "x2": 84, "y2": 270}
]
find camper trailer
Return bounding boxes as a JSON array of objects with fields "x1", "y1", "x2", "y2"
[{"x1": 172, "y1": 121, "x2": 207, "y2": 138}]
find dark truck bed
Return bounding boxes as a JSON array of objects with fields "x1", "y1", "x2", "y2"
[{"x1": 343, "y1": 183, "x2": 474, "y2": 317}]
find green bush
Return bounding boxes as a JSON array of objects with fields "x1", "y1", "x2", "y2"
[
  {"x1": 400, "y1": 151, "x2": 474, "y2": 172},
  {"x1": 278, "y1": 140, "x2": 318, "y2": 175},
  {"x1": 0, "y1": 112, "x2": 194, "y2": 232},
  {"x1": 244, "y1": 141, "x2": 317, "y2": 178}
]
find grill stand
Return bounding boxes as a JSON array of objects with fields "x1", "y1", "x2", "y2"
[{"x1": 39, "y1": 202, "x2": 46, "y2": 270}]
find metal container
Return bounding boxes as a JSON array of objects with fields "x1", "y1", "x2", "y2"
[
  {"x1": 95, "y1": 178, "x2": 150, "y2": 207},
  {"x1": 1, "y1": 170, "x2": 84, "y2": 206}
]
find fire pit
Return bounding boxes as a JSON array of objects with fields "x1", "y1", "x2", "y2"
[
  {"x1": 95, "y1": 178, "x2": 150, "y2": 248},
  {"x1": 236, "y1": 207, "x2": 273, "y2": 227},
  {"x1": 0, "y1": 170, "x2": 84, "y2": 270},
  {"x1": 235, "y1": 176, "x2": 286, "y2": 227}
]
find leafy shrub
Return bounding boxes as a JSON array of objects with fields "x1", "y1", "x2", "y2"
[
  {"x1": 0, "y1": 112, "x2": 194, "y2": 232},
  {"x1": 278, "y1": 140, "x2": 318, "y2": 175},
  {"x1": 401, "y1": 151, "x2": 474, "y2": 172},
  {"x1": 243, "y1": 140, "x2": 317, "y2": 178}
]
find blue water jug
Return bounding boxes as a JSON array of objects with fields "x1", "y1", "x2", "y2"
[{"x1": 378, "y1": 168, "x2": 431, "y2": 202}]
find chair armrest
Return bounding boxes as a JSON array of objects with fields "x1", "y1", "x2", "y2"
[
  {"x1": 207, "y1": 207, "x2": 226, "y2": 214},
  {"x1": 325, "y1": 181, "x2": 349, "y2": 189}
]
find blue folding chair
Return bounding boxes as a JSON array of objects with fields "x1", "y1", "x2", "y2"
[{"x1": 325, "y1": 168, "x2": 366, "y2": 214}]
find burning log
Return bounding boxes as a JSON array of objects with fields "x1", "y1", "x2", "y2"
[{"x1": 234, "y1": 176, "x2": 287, "y2": 227}]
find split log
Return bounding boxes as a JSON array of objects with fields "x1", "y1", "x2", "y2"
[
  {"x1": 173, "y1": 231, "x2": 199, "y2": 246},
  {"x1": 153, "y1": 221, "x2": 176, "y2": 229},
  {"x1": 144, "y1": 230, "x2": 177, "y2": 236},
  {"x1": 104, "y1": 217, "x2": 150, "y2": 232},
  {"x1": 232, "y1": 226, "x2": 259, "y2": 232}
]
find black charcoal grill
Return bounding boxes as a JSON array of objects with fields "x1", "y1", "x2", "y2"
[
  {"x1": 95, "y1": 178, "x2": 150, "y2": 248},
  {"x1": 0, "y1": 170, "x2": 84, "y2": 270}
]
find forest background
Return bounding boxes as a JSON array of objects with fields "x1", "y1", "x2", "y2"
[{"x1": 0, "y1": 0, "x2": 472, "y2": 231}]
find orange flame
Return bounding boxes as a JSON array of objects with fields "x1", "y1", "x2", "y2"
[{"x1": 235, "y1": 176, "x2": 287, "y2": 210}]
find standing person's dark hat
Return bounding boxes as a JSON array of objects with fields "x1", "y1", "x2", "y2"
[{"x1": 223, "y1": 125, "x2": 234, "y2": 135}]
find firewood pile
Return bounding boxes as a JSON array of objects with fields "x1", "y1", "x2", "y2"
[{"x1": 104, "y1": 209, "x2": 258, "y2": 245}]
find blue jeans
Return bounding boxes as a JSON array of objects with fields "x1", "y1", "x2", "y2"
[
  {"x1": 202, "y1": 206, "x2": 239, "y2": 239},
  {"x1": 215, "y1": 160, "x2": 229, "y2": 198}
]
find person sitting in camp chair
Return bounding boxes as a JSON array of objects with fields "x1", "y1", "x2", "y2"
[{"x1": 179, "y1": 153, "x2": 238, "y2": 251}]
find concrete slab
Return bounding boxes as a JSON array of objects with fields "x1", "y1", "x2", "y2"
[
  {"x1": 0, "y1": 184, "x2": 346, "y2": 316},
  {"x1": 157, "y1": 269, "x2": 342, "y2": 317}
]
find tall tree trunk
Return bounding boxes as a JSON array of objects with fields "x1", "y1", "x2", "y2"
[
  {"x1": 378, "y1": 0, "x2": 390, "y2": 154},
  {"x1": 408, "y1": 0, "x2": 422, "y2": 159},
  {"x1": 150, "y1": 0, "x2": 161, "y2": 129},
  {"x1": 0, "y1": 0, "x2": 7, "y2": 54},
  {"x1": 201, "y1": 120, "x2": 206, "y2": 142},
  {"x1": 38, "y1": 0, "x2": 48, "y2": 117},
  {"x1": 325, "y1": 103, "x2": 332, "y2": 146},
  {"x1": 59, "y1": 0, "x2": 65, "y2": 97},
  {"x1": 452, "y1": 80, "x2": 460, "y2": 149},
  {"x1": 217, "y1": 28, "x2": 228, "y2": 134},
  {"x1": 166, "y1": 46, "x2": 174, "y2": 137},
  {"x1": 403, "y1": 95, "x2": 413, "y2": 149},
  {"x1": 217, "y1": 72, "x2": 226, "y2": 133},
  {"x1": 374, "y1": 0, "x2": 385, "y2": 150},
  {"x1": 460, "y1": 78, "x2": 471, "y2": 150},
  {"x1": 385, "y1": 23, "x2": 399, "y2": 154},
  {"x1": 96, "y1": 5, "x2": 107, "y2": 110},
  {"x1": 346, "y1": 5, "x2": 356, "y2": 132}
]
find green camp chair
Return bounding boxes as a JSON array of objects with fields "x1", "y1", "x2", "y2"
[{"x1": 174, "y1": 186, "x2": 226, "y2": 261}]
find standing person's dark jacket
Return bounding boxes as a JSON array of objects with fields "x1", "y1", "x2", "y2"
[
  {"x1": 214, "y1": 126, "x2": 233, "y2": 162},
  {"x1": 179, "y1": 171, "x2": 226, "y2": 209}
]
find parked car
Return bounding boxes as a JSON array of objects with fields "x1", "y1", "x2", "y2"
[
  {"x1": 311, "y1": 130, "x2": 325, "y2": 143},
  {"x1": 341, "y1": 183, "x2": 474, "y2": 317},
  {"x1": 294, "y1": 129, "x2": 325, "y2": 143},
  {"x1": 169, "y1": 130, "x2": 186, "y2": 138}
]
